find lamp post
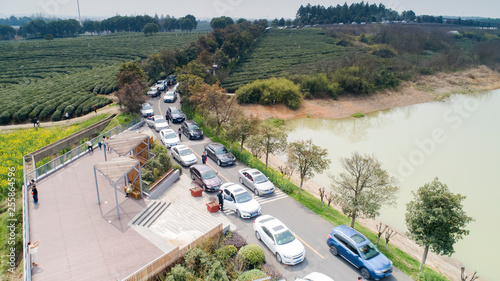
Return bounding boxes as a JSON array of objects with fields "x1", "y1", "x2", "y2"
[{"x1": 20, "y1": 65, "x2": 27, "y2": 88}]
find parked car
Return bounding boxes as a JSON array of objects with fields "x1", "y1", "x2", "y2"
[
  {"x1": 166, "y1": 74, "x2": 177, "y2": 86},
  {"x1": 181, "y1": 120, "x2": 204, "y2": 140},
  {"x1": 238, "y1": 168, "x2": 275, "y2": 196},
  {"x1": 166, "y1": 107, "x2": 185, "y2": 123},
  {"x1": 171, "y1": 145, "x2": 197, "y2": 166},
  {"x1": 159, "y1": 129, "x2": 180, "y2": 148},
  {"x1": 296, "y1": 272, "x2": 335, "y2": 281},
  {"x1": 147, "y1": 115, "x2": 169, "y2": 132},
  {"x1": 189, "y1": 164, "x2": 223, "y2": 192},
  {"x1": 163, "y1": 90, "x2": 177, "y2": 103},
  {"x1": 327, "y1": 225, "x2": 393, "y2": 280},
  {"x1": 140, "y1": 103, "x2": 154, "y2": 117},
  {"x1": 205, "y1": 142, "x2": 236, "y2": 166},
  {"x1": 156, "y1": 80, "x2": 166, "y2": 91},
  {"x1": 221, "y1": 182, "x2": 261, "y2": 219},
  {"x1": 147, "y1": 86, "x2": 159, "y2": 97},
  {"x1": 253, "y1": 215, "x2": 305, "y2": 265}
]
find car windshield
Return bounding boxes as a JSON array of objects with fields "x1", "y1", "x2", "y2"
[
  {"x1": 274, "y1": 230, "x2": 295, "y2": 245},
  {"x1": 143, "y1": 105, "x2": 152, "y2": 110},
  {"x1": 201, "y1": 170, "x2": 217, "y2": 180},
  {"x1": 171, "y1": 108, "x2": 182, "y2": 114},
  {"x1": 179, "y1": 149, "x2": 193, "y2": 156},
  {"x1": 235, "y1": 192, "x2": 252, "y2": 203},
  {"x1": 215, "y1": 147, "x2": 229, "y2": 154},
  {"x1": 188, "y1": 124, "x2": 200, "y2": 130},
  {"x1": 156, "y1": 81, "x2": 163, "y2": 85},
  {"x1": 253, "y1": 174, "x2": 267, "y2": 184},
  {"x1": 155, "y1": 118, "x2": 166, "y2": 123},
  {"x1": 164, "y1": 132, "x2": 177, "y2": 138},
  {"x1": 166, "y1": 92, "x2": 174, "y2": 96},
  {"x1": 358, "y1": 242, "x2": 380, "y2": 260}
]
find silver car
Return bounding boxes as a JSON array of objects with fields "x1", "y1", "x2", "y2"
[
  {"x1": 171, "y1": 145, "x2": 197, "y2": 166},
  {"x1": 238, "y1": 168, "x2": 275, "y2": 196}
]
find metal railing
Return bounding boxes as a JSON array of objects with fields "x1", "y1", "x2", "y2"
[
  {"x1": 25, "y1": 118, "x2": 141, "y2": 182},
  {"x1": 22, "y1": 117, "x2": 142, "y2": 281}
]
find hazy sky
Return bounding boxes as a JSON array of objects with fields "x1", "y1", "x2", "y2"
[{"x1": 1, "y1": 0, "x2": 498, "y2": 20}]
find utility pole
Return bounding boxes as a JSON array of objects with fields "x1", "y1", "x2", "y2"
[
  {"x1": 76, "y1": 0, "x2": 82, "y2": 24},
  {"x1": 20, "y1": 65, "x2": 27, "y2": 88}
]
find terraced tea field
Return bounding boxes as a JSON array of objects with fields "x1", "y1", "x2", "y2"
[{"x1": 222, "y1": 28, "x2": 344, "y2": 91}]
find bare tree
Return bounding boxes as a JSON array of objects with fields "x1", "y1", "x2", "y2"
[
  {"x1": 376, "y1": 223, "x2": 388, "y2": 245},
  {"x1": 330, "y1": 152, "x2": 399, "y2": 228},
  {"x1": 247, "y1": 123, "x2": 287, "y2": 169},
  {"x1": 325, "y1": 192, "x2": 336, "y2": 211},
  {"x1": 287, "y1": 139, "x2": 331, "y2": 194},
  {"x1": 384, "y1": 228, "x2": 397, "y2": 250},
  {"x1": 461, "y1": 267, "x2": 478, "y2": 281},
  {"x1": 319, "y1": 187, "x2": 326, "y2": 208}
]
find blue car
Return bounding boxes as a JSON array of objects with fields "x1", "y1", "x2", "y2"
[{"x1": 327, "y1": 225, "x2": 393, "y2": 280}]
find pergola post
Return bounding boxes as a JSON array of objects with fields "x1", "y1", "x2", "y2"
[
  {"x1": 113, "y1": 182, "x2": 120, "y2": 219},
  {"x1": 94, "y1": 167, "x2": 100, "y2": 204},
  {"x1": 139, "y1": 164, "x2": 143, "y2": 198},
  {"x1": 104, "y1": 143, "x2": 107, "y2": 161}
]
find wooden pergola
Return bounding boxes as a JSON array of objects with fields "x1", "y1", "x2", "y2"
[
  {"x1": 103, "y1": 131, "x2": 150, "y2": 162},
  {"x1": 93, "y1": 157, "x2": 142, "y2": 219}
]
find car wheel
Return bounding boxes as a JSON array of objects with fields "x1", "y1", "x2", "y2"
[
  {"x1": 190, "y1": 173, "x2": 195, "y2": 180},
  {"x1": 254, "y1": 188, "x2": 260, "y2": 196},
  {"x1": 236, "y1": 210, "x2": 241, "y2": 218},
  {"x1": 329, "y1": 245, "x2": 339, "y2": 256},
  {"x1": 239, "y1": 177, "x2": 243, "y2": 184},
  {"x1": 360, "y1": 268, "x2": 371, "y2": 280},
  {"x1": 276, "y1": 253, "x2": 282, "y2": 263},
  {"x1": 217, "y1": 159, "x2": 221, "y2": 166},
  {"x1": 255, "y1": 231, "x2": 261, "y2": 240}
]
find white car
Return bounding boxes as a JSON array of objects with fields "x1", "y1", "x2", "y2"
[
  {"x1": 296, "y1": 272, "x2": 335, "y2": 281},
  {"x1": 159, "y1": 129, "x2": 180, "y2": 148},
  {"x1": 171, "y1": 145, "x2": 197, "y2": 166},
  {"x1": 140, "y1": 103, "x2": 154, "y2": 117},
  {"x1": 221, "y1": 183, "x2": 261, "y2": 219},
  {"x1": 253, "y1": 215, "x2": 305, "y2": 265},
  {"x1": 238, "y1": 168, "x2": 275, "y2": 196},
  {"x1": 163, "y1": 90, "x2": 177, "y2": 103},
  {"x1": 146, "y1": 115, "x2": 169, "y2": 132},
  {"x1": 156, "y1": 80, "x2": 166, "y2": 91},
  {"x1": 147, "y1": 86, "x2": 159, "y2": 97}
]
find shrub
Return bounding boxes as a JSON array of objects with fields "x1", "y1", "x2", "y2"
[
  {"x1": 205, "y1": 261, "x2": 229, "y2": 281},
  {"x1": 215, "y1": 245, "x2": 237, "y2": 262},
  {"x1": 352, "y1": 112, "x2": 365, "y2": 118},
  {"x1": 237, "y1": 244, "x2": 265, "y2": 268},
  {"x1": 165, "y1": 264, "x2": 195, "y2": 281},
  {"x1": 173, "y1": 164, "x2": 182, "y2": 174},
  {"x1": 236, "y1": 269, "x2": 267, "y2": 281},
  {"x1": 301, "y1": 74, "x2": 341, "y2": 99},
  {"x1": 185, "y1": 247, "x2": 210, "y2": 274},
  {"x1": 236, "y1": 78, "x2": 302, "y2": 109},
  {"x1": 223, "y1": 231, "x2": 246, "y2": 250}
]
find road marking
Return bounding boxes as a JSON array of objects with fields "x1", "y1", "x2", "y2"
[{"x1": 296, "y1": 234, "x2": 325, "y2": 259}]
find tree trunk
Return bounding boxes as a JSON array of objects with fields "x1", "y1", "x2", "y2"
[
  {"x1": 350, "y1": 211, "x2": 357, "y2": 228},
  {"x1": 240, "y1": 140, "x2": 244, "y2": 152},
  {"x1": 265, "y1": 153, "x2": 269, "y2": 169},
  {"x1": 299, "y1": 178, "x2": 304, "y2": 194},
  {"x1": 419, "y1": 245, "x2": 429, "y2": 271}
]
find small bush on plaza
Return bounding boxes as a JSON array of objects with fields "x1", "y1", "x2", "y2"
[
  {"x1": 237, "y1": 244, "x2": 266, "y2": 268},
  {"x1": 184, "y1": 247, "x2": 211, "y2": 275},
  {"x1": 164, "y1": 264, "x2": 195, "y2": 281},
  {"x1": 260, "y1": 263, "x2": 284, "y2": 280},
  {"x1": 215, "y1": 245, "x2": 237, "y2": 262},
  {"x1": 223, "y1": 231, "x2": 246, "y2": 250},
  {"x1": 142, "y1": 141, "x2": 174, "y2": 183},
  {"x1": 206, "y1": 261, "x2": 230, "y2": 281},
  {"x1": 173, "y1": 164, "x2": 182, "y2": 174},
  {"x1": 236, "y1": 269, "x2": 267, "y2": 281}
]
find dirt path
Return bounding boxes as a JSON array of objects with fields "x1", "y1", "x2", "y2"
[
  {"x1": 0, "y1": 105, "x2": 120, "y2": 132},
  {"x1": 242, "y1": 66, "x2": 500, "y2": 281}
]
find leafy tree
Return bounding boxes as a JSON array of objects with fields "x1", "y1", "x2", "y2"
[
  {"x1": 116, "y1": 81, "x2": 146, "y2": 114},
  {"x1": 190, "y1": 83, "x2": 241, "y2": 136},
  {"x1": 406, "y1": 178, "x2": 473, "y2": 270},
  {"x1": 287, "y1": 139, "x2": 331, "y2": 194},
  {"x1": 330, "y1": 152, "x2": 398, "y2": 228},
  {"x1": 163, "y1": 17, "x2": 179, "y2": 31},
  {"x1": 271, "y1": 18, "x2": 279, "y2": 28},
  {"x1": 44, "y1": 34, "x2": 53, "y2": 41},
  {"x1": 143, "y1": 22, "x2": 160, "y2": 36},
  {"x1": 205, "y1": 261, "x2": 229, "y2": 281},
  {"x1": 0, "y1": 25, "x2": 16, "y2": 40},
  {"x1": 224, "y1": 114, "x2": 260, "y2": 152},
  {"x1": 166, "y1": 264, "x2": 195, "y2": 281},
  {"x1": 210, "y1": 16, "x2": 234, "y2": 29},
  {"x1": 117, "y1": 62, "x2": 145, "y2": 88},
  {"x1": 247, "y1": 122, "x2": 287, "y2": 169},
  {"x1": 177, "y1": 74, "x2": 205, "y2": 99},
  {"x1": 180, "y1": 14, "x2": 197, "y2": 31}
]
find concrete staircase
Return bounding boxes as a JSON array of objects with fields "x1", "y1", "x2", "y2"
[{"x1": 131, "y1": 200, "x2": 170, "y2": 228}]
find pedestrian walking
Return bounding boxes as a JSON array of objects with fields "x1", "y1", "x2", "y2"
[
  {"x1": 217, "y1": 189, "x2": 224, "y2": 211},
  {"x1": 28, "y1": 240, "x2": 40, "y2": 266},
  {"x1": 93, "y1": 104, "x2": 97, "y2": 114},
  {"x1": 65, "y1": 112, "x2": 69, "y2": 120},
  {"x1": 32, "y1": 117, "x2": 37, "y2": 127},
  {"x1": 31, "y1": 184, "x2": 38, "y2": 204},
  {"x1": 178, "y1": 128, "x2": 182, "y2": 141},
  {"x1": 202, "y1": 151, "x2": 207, "y2": 164},
  {"x1": 98, "y1": 140, "x2": 102, "y2": 150}
]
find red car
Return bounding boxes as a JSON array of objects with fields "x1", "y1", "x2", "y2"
[{"x1": 189, "y1": 164, "x2": 222, "y2": 192}]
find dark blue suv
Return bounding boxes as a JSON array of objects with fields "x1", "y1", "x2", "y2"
[{"x1": 327, "y1": 225, "x2": 393, "y2": 280}]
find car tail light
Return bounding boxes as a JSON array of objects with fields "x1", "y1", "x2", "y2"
[{"x1": 327, "y1": 234, "x2": 332, "y2": 239}]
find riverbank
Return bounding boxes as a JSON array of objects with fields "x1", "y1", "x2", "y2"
[
  {"x1": 242, "y1": 66, "x2": 500, "y2": 281},
  {"x1": 241, "y1": 65, "x2": 500, "y2": 121}
]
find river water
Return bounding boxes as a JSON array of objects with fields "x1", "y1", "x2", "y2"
[{"x1": 283, "y1": 90, "x2": 500, "y2": 281}]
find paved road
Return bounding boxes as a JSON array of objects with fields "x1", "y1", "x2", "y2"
[{"x1": 147, "y1": 86, "x2": 413, "y2": 281}]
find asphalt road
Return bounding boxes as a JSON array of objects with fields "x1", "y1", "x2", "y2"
[{"x1": 146, "y1": 85, "x2": 413, "y2": 281}]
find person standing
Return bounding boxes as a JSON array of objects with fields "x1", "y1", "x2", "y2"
[
  {"x1": 217, "y1": 189, "x2": 224, "y2": 211},
  {"x1": 202, "y1": 151, "x2": 207, "y2": 164},
  {"x1": 98, "y1": 140, "x2": 102, "y2": 150},
  {"x1": 28, "y1": 240, "x2": 40, "y2": 266},
  {"x1": 31, "y1": 184, "x2": 38, "y2": 204},
  {"x1": 86, "y1": 140, "x2": 93, "y2": 154},
  {"x1": 65, "y1": 112, "x2": 69, "y2": 120},
  {"x1": 93, "y1": 104, "x2": 97, "y2": 114},
  {"x1": 178, "y1": 128, "x2": 182, "y2": 141}
]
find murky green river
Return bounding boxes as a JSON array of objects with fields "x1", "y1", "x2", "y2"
[{"x1": 283, "y1": 90, "x2": 500, "y2": 281}]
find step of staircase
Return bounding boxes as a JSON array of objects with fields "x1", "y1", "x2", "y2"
[{"x1": 131, "y1": 200, "x2": 170, "y2": 228}]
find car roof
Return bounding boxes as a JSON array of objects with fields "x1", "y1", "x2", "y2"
[
  {"x1": 258, "y1": 215, "x2": 289, "y2": 234},
  {"x1": 184, "y1": 120, "x2": 197, "y2": 125},
  {"x1": 191, "y1": 164, "x2": 214, "y2": 173},
  {"x1": 333, "y1": 225, "x2": 368, "y2": 246},
  {"x1": 248, "y1": 169, "x2": 263, "y2": 176},
  {"x1": 209, "y1": 142, "x2": 224, "y2": 148},
  {"x1": 160, "y1": 129, "x2": 175, "y2": 134},
  {"x1": 153, "y1": 115, "x2": 163, "y2": 119},
  {"x1": 176, "y1": 145, "x2": 189, "y2": 150},
  {"x1": 223, "y1": 183, "x2": 248, "y2": 195}
]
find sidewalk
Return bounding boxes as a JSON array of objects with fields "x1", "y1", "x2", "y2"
[{"x1": 0, "y1": 104, "x2": 120, "y2": 131}]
